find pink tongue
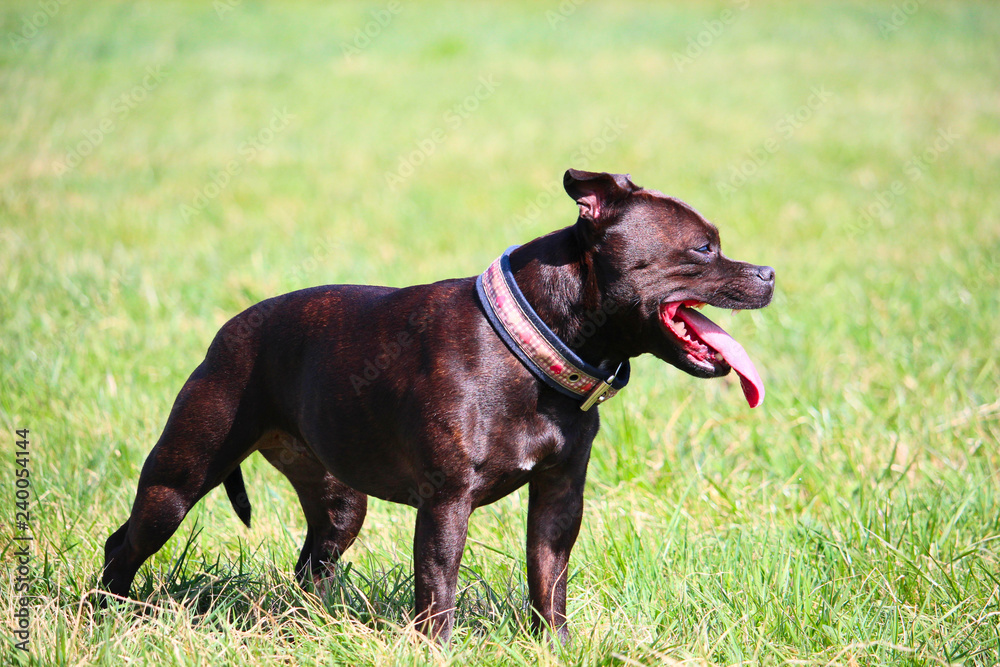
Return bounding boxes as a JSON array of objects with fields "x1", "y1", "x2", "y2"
[{"x1": 677, "y1": 306, "x2": 765, "y2": 408}]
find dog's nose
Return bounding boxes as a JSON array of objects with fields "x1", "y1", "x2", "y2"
[{"x1": 756, "y1": 266, "x2": 775, "y2": 283}]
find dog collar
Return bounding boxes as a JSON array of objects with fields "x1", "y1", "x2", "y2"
[{"x1": 475, "y1": 246, "x2": 629, "y2": 411}]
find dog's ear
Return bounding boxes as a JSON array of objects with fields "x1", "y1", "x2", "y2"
[{"x1": 563, "y1": 169, "x2": 639, "y2": 222}]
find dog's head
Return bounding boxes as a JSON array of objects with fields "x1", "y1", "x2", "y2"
[{"x1": 565, "y1": 169, "x2": 774, "y2": 407}]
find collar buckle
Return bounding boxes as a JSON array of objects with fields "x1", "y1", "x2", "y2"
[{"x1": 579, "y1": 363, "x2": 623, "y2": 412}]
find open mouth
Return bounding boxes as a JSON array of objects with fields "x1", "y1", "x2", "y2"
[{"x1": 659, "y1": 301, "x2": 765, "y2": 408}]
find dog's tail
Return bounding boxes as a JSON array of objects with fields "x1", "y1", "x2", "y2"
[{"x1": 223, "y1": 466, "x2": 252, "y2": 528}]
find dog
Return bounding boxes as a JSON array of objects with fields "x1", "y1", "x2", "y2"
[{"x1": 102, "y1": 169, "x2": 774, "y2": 643}]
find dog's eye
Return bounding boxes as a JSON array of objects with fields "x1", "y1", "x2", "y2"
[{"x1": 695, "y1": 244, "x2": 711, "y2": 254}]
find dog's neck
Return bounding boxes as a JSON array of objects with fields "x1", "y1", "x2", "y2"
[{"x1": 508, "y1": 226, "x2": 633, "y2": 372}]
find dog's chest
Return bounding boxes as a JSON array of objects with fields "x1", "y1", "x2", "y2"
[{"x1": 486, "y1": 400, "x2": 597, "y2": 474}]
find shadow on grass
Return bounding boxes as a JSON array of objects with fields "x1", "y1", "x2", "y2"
[{"x1": 95, "y1": 524, "x2": 532, "y2": 640}]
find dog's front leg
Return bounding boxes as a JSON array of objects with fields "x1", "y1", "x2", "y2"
[
  {"x1": 412, "y1": 495, "x2": 472, "y2": 642},
  {"x1": 525, "y1": 456, "x2": 588, "y2": 645}
]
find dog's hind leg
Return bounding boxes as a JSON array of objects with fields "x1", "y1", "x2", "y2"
[
  {"x1": 258, "y1": 437, "x2": 367, "y2": 586},
  {"x1": 102, "y1": 327, "x2": 264, "y2": 600}
]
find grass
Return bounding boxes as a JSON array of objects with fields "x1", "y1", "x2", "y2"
[{"x1": 1, "y1": 0, "x2": 999, "y2": 664}]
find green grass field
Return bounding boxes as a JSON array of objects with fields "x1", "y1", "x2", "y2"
[{"x1": 2, "y1": 0, "x2": 999, "y2": 664}]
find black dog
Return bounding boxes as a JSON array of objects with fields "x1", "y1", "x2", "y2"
[{"x1": 103, "y1": 170, "x2": 774, "y2": 643}]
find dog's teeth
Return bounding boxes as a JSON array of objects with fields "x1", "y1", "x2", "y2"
[
  {"x1": 714, "y1": 352, "x2": 724, "y2": 362},
  {"x1": 676, "y1": 322, "x2": 687, "y2": 336}
]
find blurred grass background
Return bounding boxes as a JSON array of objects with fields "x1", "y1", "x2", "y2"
[{"x1": 1, "y1": 0, "x2": 998, "y2": 664}]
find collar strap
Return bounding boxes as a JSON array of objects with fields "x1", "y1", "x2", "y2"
[{"x1": 475, "y1": 246, "x2": 629, "y2": 411}]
